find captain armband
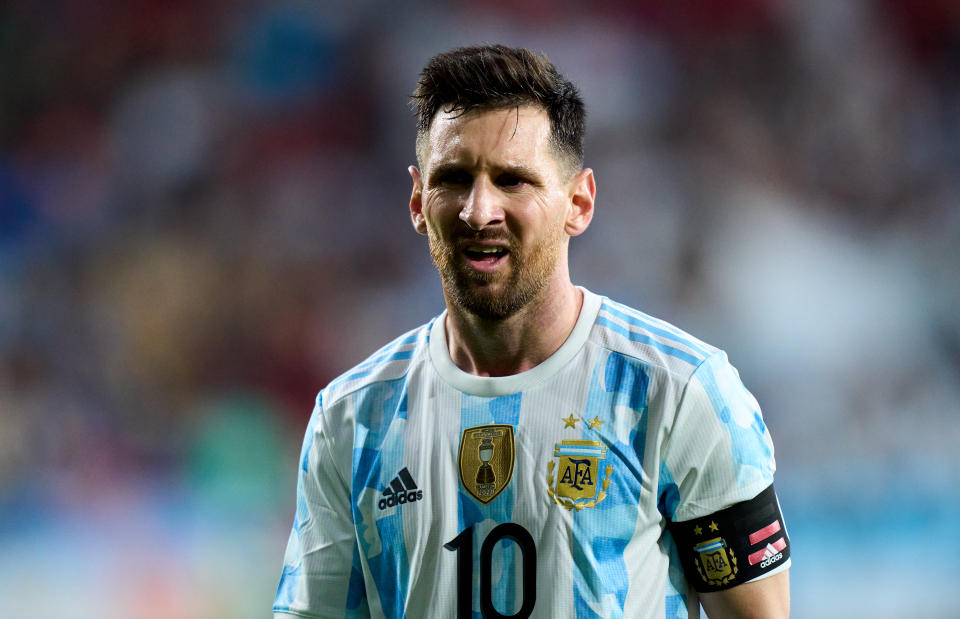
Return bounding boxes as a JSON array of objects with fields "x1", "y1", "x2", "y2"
[{"x1": 668, "y1": 484, "x2": 790, "y2": 593}]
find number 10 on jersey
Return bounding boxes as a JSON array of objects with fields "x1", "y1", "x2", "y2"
[{"x1": 444, "y1": 523, "x2": 537, "y2": 619}]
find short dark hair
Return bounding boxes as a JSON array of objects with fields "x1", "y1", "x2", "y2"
[{"x1": 411, "y1": 44, "x2": 585, "y2": 173}]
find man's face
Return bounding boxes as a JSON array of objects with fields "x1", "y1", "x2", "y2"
[{"x1": 410, "y1": 106, "x2": 579, "y2": 321}]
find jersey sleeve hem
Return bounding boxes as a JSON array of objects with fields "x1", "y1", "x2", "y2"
[
  {"x1": 273, "y1": 609, "x2": 325, "y2": 618},
  {"x1": 743, "y1": 557, "x2": 790, "y2": 584}
]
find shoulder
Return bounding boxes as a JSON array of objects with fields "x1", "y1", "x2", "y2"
[
  {"x1": 589, "y1": 294, "x2": 722, "y2": 384},
  {"x1": 319, "y1": 317, "x2": 437, "y2": 411}
]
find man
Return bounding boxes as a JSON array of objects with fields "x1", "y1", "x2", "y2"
[{"x1": 274, "y1": 45, "x2": 790, "y2": 618}]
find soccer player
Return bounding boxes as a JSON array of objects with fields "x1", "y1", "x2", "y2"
[{"x1": 274, "y1": 44, "x2": 790, "y2": 619}]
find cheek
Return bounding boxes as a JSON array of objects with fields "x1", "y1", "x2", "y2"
[
  {"x1": 422, "y1": 193, "x2": 461, "y2": 228},
  {"x1": 421, "y1": 207, "x2": 455, "y2": 243},
  {"x1": 524, "y1": 194, "x2": 568, "y2": 234}
]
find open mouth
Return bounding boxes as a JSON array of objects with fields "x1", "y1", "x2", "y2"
[{"x1": 462, "y1": 245, "x2": 510, "y2": 268}]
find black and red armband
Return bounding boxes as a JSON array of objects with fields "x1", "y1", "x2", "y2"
[{"x1": 668, "y1": 484, "x2": 790, "y2": 593}]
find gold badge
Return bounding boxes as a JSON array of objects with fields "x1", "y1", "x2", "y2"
[
  {"x1": 458, "y1": 425, "x2": 515, "y2": 504},
  {"x1": 694, "y1": 537, "x2": 738, "y2": 586},
  {"x1": 546, "y1": 440, "x2": 613, "y2": 510}
]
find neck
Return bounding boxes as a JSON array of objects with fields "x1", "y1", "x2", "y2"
[{"x1": 443, "y1": 279, "x2": 583, "y2": 377}]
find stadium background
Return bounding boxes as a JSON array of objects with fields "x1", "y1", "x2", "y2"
[{"x1": 1, "y1": 1, "x2": 958, "y2": 617}]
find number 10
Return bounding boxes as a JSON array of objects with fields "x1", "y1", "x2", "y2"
[{"x1": 443, "y1": 523, "x2": 536, "y2": 618}]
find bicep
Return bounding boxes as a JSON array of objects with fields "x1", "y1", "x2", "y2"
[{"x1": 699, "y1": 569, "x2": 790, "y2": 619}]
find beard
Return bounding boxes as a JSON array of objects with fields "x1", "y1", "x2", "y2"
[{"x1": 427, "y1": 223, "x2": 566, "y2": 321}]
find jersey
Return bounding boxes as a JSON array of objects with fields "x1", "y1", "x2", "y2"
[{"x1": 273, "y1": 288, "x2": 788, "y2": 618}]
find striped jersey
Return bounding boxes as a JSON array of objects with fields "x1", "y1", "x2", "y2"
[{"x1": 274, "y1": 288, "x2": 784, "y2": 618}]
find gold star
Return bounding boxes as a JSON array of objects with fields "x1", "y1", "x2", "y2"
[
  {"x1": 709, "y1": 521, "x2": 718, "y2": 532},
  {"x1": 694, "y1": 525, "x2": 703, "y2": 536},
  {"x1": 587, "y1": 416, "x2": 605, "y2": 429},
  {"x1": 562, "y1": 414, "x2": 579, "y2": 429}
]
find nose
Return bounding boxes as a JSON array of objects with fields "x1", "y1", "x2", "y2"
[{"x1": 459, "y1": 177, "x2": 504, "y2": 230}]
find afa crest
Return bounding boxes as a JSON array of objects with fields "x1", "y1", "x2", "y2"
[
  {"x1": 546, "y1": 440, "x2": 613, "y2": 510},
  {"x1": 694, "y1": 537, "x2": 738, "y2": 587},
  {"x1": 458, "y1": 425, "x2": 515, "y2": 504}
]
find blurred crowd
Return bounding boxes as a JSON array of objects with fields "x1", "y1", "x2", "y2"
[{"x1": 1, "y1": 1, "x2": 959, "y2": 616}]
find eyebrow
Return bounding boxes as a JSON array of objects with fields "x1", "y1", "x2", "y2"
[{"x1": 426, "y1": 161, "x2": 545, "y2": 186}]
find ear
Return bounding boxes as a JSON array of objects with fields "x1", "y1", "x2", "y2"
[
  {"x1": 564, "y1": 168, "x2": 595, "y2": 237},
  {"x1": 409, "y1": 165, "x2": 428, "y2": 235}
]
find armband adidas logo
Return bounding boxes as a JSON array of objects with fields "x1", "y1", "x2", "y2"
[
  {"x1": 747, "y1": 519, "x2": 787, "y2": 568},
  {"x1": 378, "y1": 467, "x2": 424, "y2": 510}
]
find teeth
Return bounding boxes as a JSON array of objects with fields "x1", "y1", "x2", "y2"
[{"x1": 467, "y1": 246, "x2": 504, "y2": 253}]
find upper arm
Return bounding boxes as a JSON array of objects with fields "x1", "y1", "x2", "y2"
[
  {"x1": 660, "y1": 352, "x2": 776, "y2": 523},
  {"x1": 699, "y1": 569, "x2": 790, "y2": 619},
  {"x1": 660, "y1": 352, "x2": 791, "y2": 607},
  {"x1": 274, "y1": 396, "x2": 370, "y2": 618}
]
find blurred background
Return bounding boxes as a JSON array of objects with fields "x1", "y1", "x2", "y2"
[{"x1": 1, "y1": 0, "x2": 958, "y2": 617}]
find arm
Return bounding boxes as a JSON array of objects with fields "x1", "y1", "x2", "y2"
[
  {"x1": 660, "y1": 352, "x2": 791, "y2": 616},
  {"x1": 274, "y1": 395, "x2": 369, "y2": 618},
  {"x1": 700, "y1": 569, "x2": 790, "y2": 618}
]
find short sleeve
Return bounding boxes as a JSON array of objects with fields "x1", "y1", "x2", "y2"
[
  {"x1": 274, "y1": 395, "x2": 370, "y2": 618},
  {"x1": 659, "y1": 352, "x2": 776, "y2": 523}
]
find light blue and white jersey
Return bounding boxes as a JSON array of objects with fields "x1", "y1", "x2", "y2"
[{"x1": 274, "y1": 288, "x2": 782, "y2": 619}]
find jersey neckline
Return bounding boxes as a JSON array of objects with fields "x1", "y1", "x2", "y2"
[{"x1": 428, "y1": 287, "x2": 601, "y2": 397}]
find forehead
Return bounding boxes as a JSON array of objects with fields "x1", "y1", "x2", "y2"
[{"x1": 424, "y1": 105, "x2": 557, "y2": 172}]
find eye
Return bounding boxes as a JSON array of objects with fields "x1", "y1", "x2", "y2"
[
  {"x1": 496, "y1": 173, "x2": 525, "y2": 187},
  {"x1": 438, "y1": 170, "x2": 472, "y2": 187}
]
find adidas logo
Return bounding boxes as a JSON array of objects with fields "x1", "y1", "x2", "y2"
[{"x1": 378, "y1": 467, "x2": 423, "y2": 510}]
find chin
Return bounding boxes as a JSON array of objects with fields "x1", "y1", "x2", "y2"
[{"x1": 447, "y1": 279, "x2": 540, "y2": 322}]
